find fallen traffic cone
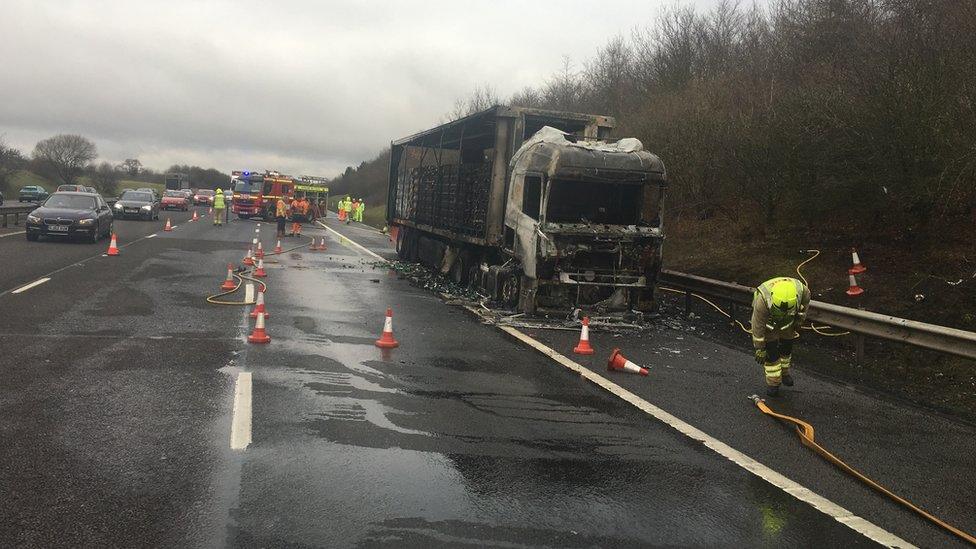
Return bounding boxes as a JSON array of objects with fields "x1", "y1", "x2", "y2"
[
  {"x1": 164, "y1": 218, "x2": 173, "y2": 231},
  {"x1": 255, "y1": 240, "x2": 264, "y2": 258},
  {"x1": 243, "y1": 248, "x2": 255, "y2": 266},
  {"x1": 191, "y1": 210, "x2": 199, "y2": 222},
  {"x1": 274, "y1": 240, "x2": 282, "y2": 253},
  {"x1": 106, "y1": 233, "x2": 120, "y2": 256},
  {"x1": 254, "y1": 258, "x2": 267, "y2": 278},
  {"x1": 247, "y1": 309, "x2": 271, "y2": 344},
  {"x1": 848, "y1": 248, "x2": 867, "y2": 275},
  {"x1": 220, "y1": 263, "x2": 236, "y2": 291},
  {"x1": 607, "y1": 348, "x2": 648, "y2": 376},
  {"x1": 573, "y1": 316, "x2": 595, "y2": 355},
  {"x1": 846, "y1": 273, "x2": 864, "y2": 296},
  {"x1": 249, "y1": 288, "x2": 270, "y2": 318},
  {"x1": 374, "y1": 308, "x2": 400, "y2": 349}
]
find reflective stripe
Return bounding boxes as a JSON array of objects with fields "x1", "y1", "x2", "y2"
[{"x1": 764, "y1": 363, "x2": 782, "y2": 376}]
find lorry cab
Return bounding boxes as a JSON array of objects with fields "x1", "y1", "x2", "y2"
[{"x1": 231, "y1": 171, "x2": 296, "y2": 220}]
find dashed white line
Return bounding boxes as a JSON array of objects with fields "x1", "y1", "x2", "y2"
[
  {"x1": 230, "y1": 371, "x2": 252, "y2": 450},
  {"x1": 0, "y1": 231, "x2": 26, "y2": 238},
  {"x1": 326, "y1": 224, "x2": 914, "y2": 548},
  {"x1": 146, "y1": 233, "x2": 157, "y2": 239},
  {"x1": 11, "y1": 277, "x2": 51, "y2": 294}
]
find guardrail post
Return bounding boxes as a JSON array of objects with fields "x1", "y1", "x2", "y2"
[
  {"x1": 14, "y1": 212, "x2": 20, "y2": 226},
  {"x1": 729, "y1": 301, "x2": 737, "y2": 331},
  {"x1": 684, "y1": 290, "x2": 692, "y2": 318},
  {"x1": 1, "y1": 213, "x2": 7, "y2": 228}
]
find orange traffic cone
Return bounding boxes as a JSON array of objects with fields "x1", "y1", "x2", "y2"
[
  {"x1": 164, "y1": 218, "x2": 172, "y2": 231},
  {"x1": 247, "y1": 310, "x2": 271, "y2": 344},
  {"x1": 249, "y1": 288, "x2": 269, "y2": 318},
  {"x1": 191, "y1": 210, "x2": 199, "y2": 222},
  {"x1": 848, "y1": 248, "x2": 866, "y2": 275},
  {"x1": 255, "y1": 241, "x2": 264, "y2": 259},
  {"x1": 243, "y1": 248, "x2": 255, "y2": 266},
  {"x1": 274, "y1": 240, "x2": 282, "y2": 254},
  {"x1": 106, "y1": 233, "x2": 120, "y2": 256},
  {"x1": 607, "y1": 348, "x2": 648, "y2": 376},
  {"x1": 254, "y1": 258, "x2": 267, "y2": 278},
  {"x1": 318, "y1": 237, "x2": 328, "y2": 251},
  {"x1": 220, "y1": 263, "x2": 236, "y2": 291},
  {"x1": 375, "y1": 308, "x2": 400, "y2": 348},
  {"x1": 573, "y1": 316, "x2": 595, "y2": 355},
  {"x1": 846, "y1": 273, "x2": 864, "y2": 296}
]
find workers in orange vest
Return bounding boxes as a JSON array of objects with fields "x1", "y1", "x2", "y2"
[{"x1": 291, "y1": 194, "x2": 309, "y2": 236}]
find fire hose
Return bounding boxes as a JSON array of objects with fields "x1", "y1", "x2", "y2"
[
  {"x1": 749, "y1": 395, "x2": 976, "y2": 546},
  {"x1": 205, "y1": 234, "x2": 314, "y2": 305}
]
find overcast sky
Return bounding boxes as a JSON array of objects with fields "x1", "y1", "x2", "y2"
[{"x1": 1, "y1": 0, "x2": 727, "y2": 177}]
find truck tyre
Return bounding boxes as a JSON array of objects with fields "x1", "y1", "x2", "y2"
[
  {"x1": 518, "y1": 275, "x2": 537, "y2": 315},
  {"x1": 499, "y1": 272, "x2": 520, "y2": 308},
  {"x1": 449, "y1": 252, "x2": 465, "y2": 285}
]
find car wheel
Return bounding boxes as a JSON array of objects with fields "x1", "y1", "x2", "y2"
[{"x1": 89, "y1": 229, "x2": 98, "y2": 244}]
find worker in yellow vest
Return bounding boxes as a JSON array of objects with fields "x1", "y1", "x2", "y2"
[
  {"x1": 212, "y1": 188, "x2": 225, "y2": 226},
  {"x1": 342, "y1": 195, "x2": 353, "y2": 224}
]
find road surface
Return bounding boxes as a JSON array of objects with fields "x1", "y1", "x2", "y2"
[{"x1": 0, "y1": 208, "x2": 971, "y2": 547}]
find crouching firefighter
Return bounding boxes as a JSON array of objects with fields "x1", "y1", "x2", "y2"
[{"x1": 751, "y1": 277, "x2": 811, "y2": 396}]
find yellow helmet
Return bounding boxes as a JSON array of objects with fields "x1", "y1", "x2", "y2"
[{"x1": 770, "y1": 279, "x2": 798, "y2": 318}]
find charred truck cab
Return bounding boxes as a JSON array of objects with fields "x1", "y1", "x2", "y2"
[{"x1": 388, "y1": 106, "x2": 666, "y2": 314}]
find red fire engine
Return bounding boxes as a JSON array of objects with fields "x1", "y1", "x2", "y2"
[{"x1": 230, "y1": 170, "x2": 296, "y2": 220}]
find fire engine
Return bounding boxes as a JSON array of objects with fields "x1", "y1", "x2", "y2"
[{"x1": 230, "y1": 170, "x2": 296, "y2": 220}]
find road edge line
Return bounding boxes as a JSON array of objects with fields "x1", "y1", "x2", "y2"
[
  {"x1": 315, "y1": 221, "x2": 384, "y2": 260},
  {"x1": 495, "y1": 323, "x2": 914, "y2": 548},
  {"x1": 11, "y1": 277, "x2": 51, "y2": 294},
  {"x1": 230, "y1": 371, "x2": 252, "y2": 450}
]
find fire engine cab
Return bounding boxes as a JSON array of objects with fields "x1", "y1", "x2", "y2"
[{"x1": 230, "y1": 170, "x2": 296, "y2": 220}]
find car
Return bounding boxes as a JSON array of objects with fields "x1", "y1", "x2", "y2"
[
  {"x1": 136, "y1": 187, "x2": 159, "y2": 202},
  {"x1": 161, "y1": 190, "x2": 189, "y2": 211},
  {"x1": 113, "y1": 189, "x2": 159, "y2": 220},
  {"x1": 19, "y1": 185, "x2": 50, "y2": 202},
  {"x1": 193, "y1": 189, "x2": 215, "y2": 205},
  {"x1": 85, "y1": 186, "x2": 98, "y2": 194},
  {"x1": 56, "y1": 184, "x2": 85, "y2": 192},
  {"x1": 25, "y1": 192, "x2": 114, "y2": 243},
  {"x1": 179, "y1": 189, "x2": 194, "y2": 202}
]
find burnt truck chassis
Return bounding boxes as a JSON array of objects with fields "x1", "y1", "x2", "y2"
[{"x1": 388, "y1": 106, "x2": 666, "y2": 315}]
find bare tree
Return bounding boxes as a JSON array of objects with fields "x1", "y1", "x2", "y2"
[
  {"x1": 448, "y1": 83, "x2": 500, "y2": 120},
  {"x1": 0, "y1": 136, "x2": 26, "y2": 192},
  {"x1": 32, "y1": 134, "x2": 97, "y2": 184},
  {"x1": 120, "y1": 158, "x2": 142, "y2": 177},
  {"x1": 89, "y1": 162, "x2": 120, "y2": 196}
]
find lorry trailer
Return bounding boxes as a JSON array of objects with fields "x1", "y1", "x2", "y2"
[{"x1": 387, "y1": 105, "x2": 666, "y2": 314}]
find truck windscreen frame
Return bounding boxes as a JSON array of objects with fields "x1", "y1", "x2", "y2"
[
  {"x1": 545, "y1": 179, "x2": 644, "y2": 225},
  {"x1": 233, "y1": 179, "x2": 263, "y2": 193}
]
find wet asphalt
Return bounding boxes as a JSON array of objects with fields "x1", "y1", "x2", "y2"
[{"x1": 0, "y1": 209, "x2": 958, "y2": 547}]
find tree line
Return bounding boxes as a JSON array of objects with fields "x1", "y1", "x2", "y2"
[
  {"x1": 502, "y1": 0, "x2": 976, "y2": 238},
  {"x1": 0, "y1": 134, "x2": 230, "y2": 196}
]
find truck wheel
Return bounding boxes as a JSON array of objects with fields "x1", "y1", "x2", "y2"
[
  {"x1": 500, "y1": 273, "x2": 520, "y2": 308},
  {"x1": 395, "y1": 227, "x2": 413, "y2": 260}
]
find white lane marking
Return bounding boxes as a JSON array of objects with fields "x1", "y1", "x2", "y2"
[
  {"x1": 0, "y1": 231, "x2": 26, "y2": 238},
  {"x1": 244, "y1": 282, "x2": 254, "y2": 303},
  {"x1": 497, "y1": 325, "x2": 915, "y2": 548},
  {"x1": 146, "y1": 233, "x2": 157, "y2": 239},
  {"x1": 11, "y1": 277, "x2": 51, "y2": 294},
  {"x1": 322, "y1": 225, "x2": 914, "y2": 548},
  {"x1": 315, "y1": 221, "x2": 383, "y2": 260},
  {"x1": 230, "y1": 371, "x2": 253, "y2": 450}
]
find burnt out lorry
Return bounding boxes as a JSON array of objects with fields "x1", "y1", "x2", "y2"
[{"x1": 387, "y1": 106, "x2": 666, "y2": 314}]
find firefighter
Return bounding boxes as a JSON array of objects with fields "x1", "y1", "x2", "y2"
[
  {"x1": 275, "y1": 195, "x2": 289, "y2": 238},
  {"x1": 337, "y1": 196, "x2": 347, "y2": 221},
  {"x1": 342, "y1": 195, "x2": 353, "y2": 224},
  {"x1": 751, "y1": 277, "x2": 811, "y2": 396},
  {"x1": 355, "y1": 199, "x2": 365, "y2": 222},
  {"x1": 350, "y1": 198, "x2": 359, "y2": 223},
  {"x1": 291, "y1": 194, "x2": 308, "y2": 236},
  {"x1": 212, "y1": 188, "x2": 225, "y2": 226}
]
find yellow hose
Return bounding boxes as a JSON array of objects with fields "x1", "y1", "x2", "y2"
[
  {"x1": 205, "y1": 234, "x2": 314, "y2": 305},
  {"x1": 749, "y1": 395, "x2": 976, "y2": 546}
]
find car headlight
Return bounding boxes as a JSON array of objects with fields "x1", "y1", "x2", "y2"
[
  {"x1": 78, "y1": 218, "x2": 95, "y2": 225},
  {"x1": 114, "y1": 203, "x2": 123, "y2": 209},
  {"x1": 27, "y1": 214, "x2": 40, "y2": 223},
  {"x1": 141, "y1": 205, "x2": 151, "y2": 210}
]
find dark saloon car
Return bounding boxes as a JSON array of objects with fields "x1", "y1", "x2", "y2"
[
  {"x1": 19, "y1": 185, "x2": 49, "y2": 202},
  {"x1": 113, "y1": 190, "x2": 160, "y2": 220},
  {"x1": 25, "y1": 192, "x2": 114, "y2": 242}
]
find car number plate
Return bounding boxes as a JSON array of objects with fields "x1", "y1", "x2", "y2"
[
  {"x1": 125, "y1": 208, "x2": 138, "y2": 213},
  {"x1": 48, "y1": 225, "x2": 69, "y2": 232}
]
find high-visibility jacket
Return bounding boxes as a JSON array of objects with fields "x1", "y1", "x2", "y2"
[
  {"x1": 213, "y1": 191, "x2": 225, "y2": 209},
  {"x1": 342, "y1": 199, "x2": 352, "y2": 213},
  {"x1": 751, "y1": 277, "x2": 810, "y2": 349}
]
